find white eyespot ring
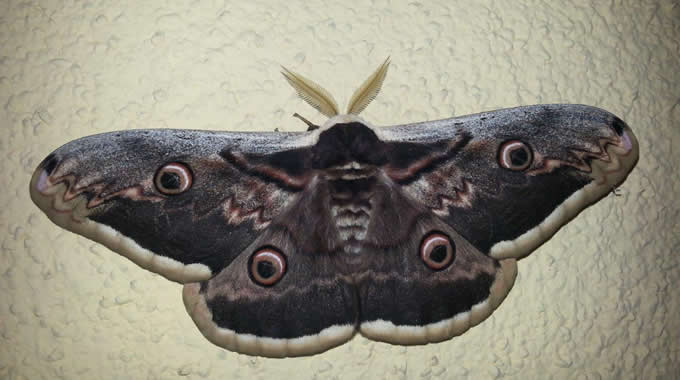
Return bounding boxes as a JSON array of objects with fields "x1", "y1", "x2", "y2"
[
  {"x1": 249, "y1": 247, "x2": 287, "y2": 286},
  {"x1": 154, "y1": 162, "x2": 192, "y2": 195},
  {"x1": 498, "y1": 140, "x2": 533, "y2": 171},
  {"x1": 420, "y1": 232, "x2": 455, "y2": 270}
]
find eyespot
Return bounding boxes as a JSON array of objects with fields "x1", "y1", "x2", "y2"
[
  {"x1": 420, "y1": 232, "x2": 455, "y2": 270},
  {"x1": 498, "y1": 140, "x2": 533, "y2": 171},
  {"x1": 154, "y1": 162, "x2": 192, "y2": 195},
  {"x1": 249, "y1": 247, "x2": 287, "y2": 286}
]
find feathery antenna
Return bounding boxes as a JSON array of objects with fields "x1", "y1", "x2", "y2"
[
  {"x1": 346, "y1": 57, "x2": 390, "y2": 115},
  {"x1": 280, "y1": 67, "x2": 340, "y2": 118},
  {"x1": 281, "y1": 57, "x2": 391, "y2": 119}
]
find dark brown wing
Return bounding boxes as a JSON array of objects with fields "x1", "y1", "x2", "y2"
[
  {"x1": 380, "y1": 104, "x2": 638, "y2": 259},
  {"x1": 29, "y1": 129, "x2": 313, "y2": 282},
  {"x1": 182, "y1": 184, "x2": 358, "y2": 358}
]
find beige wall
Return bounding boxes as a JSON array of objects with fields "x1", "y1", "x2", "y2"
[{"x1": 1, "y1": 1, "x2": 677, "y2": 378}]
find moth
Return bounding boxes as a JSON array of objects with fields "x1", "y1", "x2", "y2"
[{"x1": 30, "y1": 59, "x2": 639, "y2": 357}]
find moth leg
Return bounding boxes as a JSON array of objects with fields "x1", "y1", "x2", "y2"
[{"x1": 292, "y1": 113, "x2": 320, "y2": 131}]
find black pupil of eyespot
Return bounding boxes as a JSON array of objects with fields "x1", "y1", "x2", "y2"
[
  {"x1": 160, "y1": 172, "x2": 181, "y2": 189},
  {"x1": 430, "y1": 244, "x2": 448, "y2": 263},
  {"x1": 257, "y1": 260, "x2": 276, "y2": 278},
  {"x1": 509, "y1": 147, "x2": 528, "y2": 166}
]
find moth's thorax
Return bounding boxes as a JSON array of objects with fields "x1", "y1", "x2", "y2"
[
  {"x1": 313, "y1": 121, "x2": 387, "y2": 170},
  {"x1": 314, "y1": 120, "x2": 388, "y2": 250}
]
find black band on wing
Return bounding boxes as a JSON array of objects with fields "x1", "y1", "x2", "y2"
[
  {"x1": 88, "y1": 198, "x2": 259, "y2": 275},
  {"x1": 359, "y1": 271, "x2": 495, "y2": 326},
  {"x1": 385, "y1": 133, "x2": 472, "y2": 184},
  {"x1": 200, "y1": 273, "x2": 355, "y2": 339},
  {"x1": 445, "y1": 167, "x2": 590, "y2": 253}
]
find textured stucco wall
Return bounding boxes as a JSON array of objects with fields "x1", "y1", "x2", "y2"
[{"x1": 1, "y1": 0, "x2": 678, "y2": 379}]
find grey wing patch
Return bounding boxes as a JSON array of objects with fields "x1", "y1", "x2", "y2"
[
  {"x1": 29, "y1": 129, "x2": 313, "y2": 283},
  {"x1": 379, "y1": 104, "x2": 639, "y2": 259}
]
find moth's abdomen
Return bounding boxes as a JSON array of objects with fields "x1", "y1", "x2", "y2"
[{"x1": 326, "y1": 174, "x2": 377, "y2": 249}]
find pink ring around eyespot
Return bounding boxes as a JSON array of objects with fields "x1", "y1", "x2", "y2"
[
  {"x1": 154, "y1": 162, "x2": 192, "y2": 194},
  {"x1": 498, "y1": 140, "x2": 532, "y2": 171},
  {"x1": 420, "y1": 233, "x2": 454, "y2": 270},
  {"x1": 250, "y1": 248, "x2": 287, "y2": 286}
]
